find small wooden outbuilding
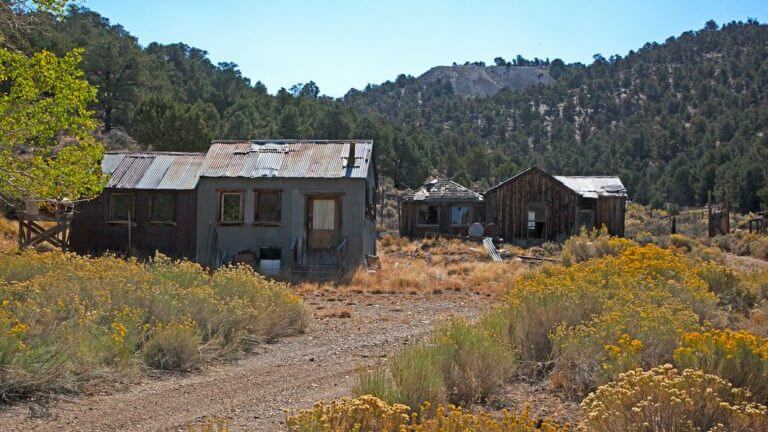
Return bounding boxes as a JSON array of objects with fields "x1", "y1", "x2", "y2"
[
  {"x1": 70, "y1": 152, "x2": 203, "y2": 259},
  {"x1": 399, "y1": 179, "x2": 484, "y2": 238},
  {"x1": 484, "y1": 167, "x2": 626, "y2": 245}
]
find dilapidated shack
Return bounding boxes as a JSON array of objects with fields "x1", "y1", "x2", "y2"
[
  {"x1": 484, "y1": 167, "x2": 626, "y2": 245},
  {"x1": 70, "y1": 152, "x2": 204, "y2": 258},
  {"x1": 194, "y1": 140, "x2": 377, "y2": 275},
  {"x1": 399, "y1": 179, "x2": 484, "y2": 238}
]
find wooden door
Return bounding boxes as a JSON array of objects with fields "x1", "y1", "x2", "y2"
[{"x1": 307, "y1": 195, "x2": 341, "y2": 249}]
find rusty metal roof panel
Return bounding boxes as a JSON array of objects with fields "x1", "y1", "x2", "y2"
[
  {"x1": 134, "y1": 155, "x2": 174, "y2": 189},
  {"x1": 107, "y1": 155, "x2": 155, "y2": 189},
  {"x1": 199, "y1": 140, "x2": 373, "y2": 179},
  {"x1": 103, "y1": 151, "x2": 204, "y2": 190},
  {"x1": 156, "y1": 154, "x2": 205, "y2": 190}
]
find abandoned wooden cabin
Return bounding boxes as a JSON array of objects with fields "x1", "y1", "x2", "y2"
[
  {"x1": 70, "y1": 152, "x2": 203, "y2": 259},
  {"x1": 399, "y1": 179, "x2": 484, "y2": 238},
  {"x1": 195, "y1": 140, "x2": 377, "y2": 275},
  {"x1": 71, "y1": 140, "x2": 378, "y2": 276},
  {"x1": 484, "y1": 167, "x2": 627, "y2": 245}
]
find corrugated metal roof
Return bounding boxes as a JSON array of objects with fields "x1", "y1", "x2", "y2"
[
  {"x1": 198, "y1": 140, "x2": 373, "y2": 179},
  {"x1": 403, "y1": 179, "x2": 483, "y2": 202},
  {"x1": 104, "y1": 152, "x2": 205, "y2": 190},
  {"x1": 553, "y1": 176, "x2": 627, "y2": 198}
]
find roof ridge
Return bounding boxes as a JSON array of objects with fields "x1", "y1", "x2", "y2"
[
  {"x1": 107, "y1": 151, "x2": 205, "y2": 156},
  {"x1": 211, "y1": 139, "x2": 373, "y2": 145}
]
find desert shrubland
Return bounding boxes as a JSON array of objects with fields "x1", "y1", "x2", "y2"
[
  {"x1": 0, "y1": 250, "x2": 308, "y2": 400},
  {"x1": 285, "y1": 395, "x2": 569, "y2": 432},
  {"x1": 348, "y1": 237, "x2": 768, "y2": 430},
  {"x1": 674, "y1": 329, "x2": 768, "y2": 403},
  {"x1": 356, "y1": 319, "x2": 515, "y2": 409},
  {"x1": 581, "y1": 365, "x2": 768, "y2": 432}
]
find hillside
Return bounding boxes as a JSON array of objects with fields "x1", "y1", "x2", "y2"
[
  {"x1": 344, "y1": 20, "x2": 768, "y2": 211},
  {"x1": 418, "y1": 64, "x2": 553, "y2": 97},
  {"x1": 13, "y1": 8, "x2": 768, "y2": 211}
]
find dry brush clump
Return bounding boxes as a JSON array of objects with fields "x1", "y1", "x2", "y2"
[
  {"x1": 580, "y1": 365, "x2": 768, "y2": 432},
  {"x1": 0, "y1": 250, "x2": 308, "y2": 401},
  {"x1": 355, "y1": 319, "x2": 515, "y2": 410},
  {"x1": 285, "y1": 395, "x2": 569, "y2": 432}
]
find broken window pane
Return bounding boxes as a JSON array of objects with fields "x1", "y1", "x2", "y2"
[
  {"x1": 451, "y1": 206, "x2": 471, "y2": 226},
  {"x1": 255, "y1": 190, "x2": 281, "y2": 224},
  {"x1": 312, "y1": 199, "x2": 336, "y2": 230},
  {"x1": 109, "y1": 193, "x2": 134, "y2": 221},
  {"x1": 527, "y1": 203, "x2": 547, "y2": 238},
  {"x1": 151, "y1": 192, "x2": 175, "y2": 222},
  {"x1": 417, "y1": 205, "x2": 439, "y2": 225},
  {"x1": 220, "y1": 192, "x2": 242, "y2": 224}
]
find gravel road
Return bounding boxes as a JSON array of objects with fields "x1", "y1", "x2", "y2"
[{"x1": 0, "y1": 291, "x2": 489, "y2": 432}]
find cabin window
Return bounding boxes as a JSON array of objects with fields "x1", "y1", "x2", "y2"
[
  {"x1": 416, "y1": 205, "x2": 439, "y2": 226},
  {"x1": 450, "y1": 205, "x2": 471, "y2": 226},
  {"x1": 219, "y1": 191, "x2": 244, "y2": 224},
  {"x1": 108, "y1": 192, "x2": 135, "y2": 222},
  {"x1": 254, "y1": 190, "x2": 282, "y2": 225},
  {"x1": 527, "y1": 202, "x2": 547, "y2": 238},
  {"x1": 150, "y1": 192, "x2": 175, "y2": 223}
]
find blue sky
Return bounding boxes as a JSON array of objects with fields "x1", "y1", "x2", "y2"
[{"x1": 83, "y1": 0, "x2": 768, "y2": 97}]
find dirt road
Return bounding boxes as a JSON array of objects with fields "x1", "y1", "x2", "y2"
[{"x1": 0, "y1": 291, "x2": 489, "y2": 432}]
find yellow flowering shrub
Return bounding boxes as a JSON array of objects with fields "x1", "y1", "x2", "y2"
[
  {"x1": 580, "y1": 364, "x2": 768, "y2": 432},
  {"x1": 500, "y1": 244, "x2": 720, "y2": 381},
  {"x1": 561, "y1": 227, "x2": 633, "y2": 266},
  {"x1": 674, "y1": 329, "x2": 768, "y2": 402},
  {"x1": 0, "y1": 250, "x2": 308, "y2": 400},
  {"x1": 285, "y1": 396, "x2": 569, "y2": 432}
]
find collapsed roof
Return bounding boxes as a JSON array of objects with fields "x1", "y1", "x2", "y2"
[{"x1": 402, "y1": 179, "x2": 483, "y2": 202}]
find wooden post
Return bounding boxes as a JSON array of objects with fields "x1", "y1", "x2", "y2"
[{"x1": 127, "y1": 211, "x2": 132, "y2": 257}]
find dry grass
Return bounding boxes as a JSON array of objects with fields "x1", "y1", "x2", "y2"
[
  {"x1": 295, "y1": 237, "x2": 527, "y2": 297},
  {"x1": 0, "y1": 216, "x2": 17, "y2": 253}
]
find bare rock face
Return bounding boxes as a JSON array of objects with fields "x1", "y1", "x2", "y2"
[{"x1": 418, "y1": 64, "x2": 554, "y2": 97}]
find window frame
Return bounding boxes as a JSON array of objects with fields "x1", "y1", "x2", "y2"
[
  {"x1": 107, "y1": 191, "x2": 136, "y2": 224},
  {"x1": 416, "y1": 204, "x2": 440, "y2": 226},
  {"x1": 253, "y1": 189, "x2": 282, "y2": 226},
  {"x1": 149, "y1": 191, "x2": 177, "y2": 225},
  {"x1": 218, "y1": 190, "x2": 245, "y2": 225},
  {"x1": 527, "y1": 202, "x2": 548, "y2": 238},
  {"x1": 449, "y1": 205, "x2": 472, "y2": 227}
]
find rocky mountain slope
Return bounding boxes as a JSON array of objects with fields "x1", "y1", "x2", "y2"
[{"x1": 418, "y1": 64, "x2": 553, "y2": 97}]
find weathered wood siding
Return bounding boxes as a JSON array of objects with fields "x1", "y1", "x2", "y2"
[
  {"x1": 485, "y1": 168, "x2": 580, "y2": 243},
  {"x1": 596, "y1": 196, "x2": 626, "y2": 236},
  {"x1": 70, "y1": 189, "x2": 197, "y2": 259},
  {"x1": 399, "y1": 201, "x2": 484, "y2": 237}
]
